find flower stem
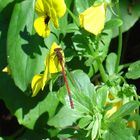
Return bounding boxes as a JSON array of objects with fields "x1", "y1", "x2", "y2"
[
  {"x1": 88, "y1": 42, "x2": 107, "y2": 83},
  {"x1": 115, "y1": 1, "x2": 123, "y2": 73},
  {"x1": 97, "y1": 59, "x2": 108, "y2": 83},
  {"x1": 133, "y1": 90, "x2": 139, "y2": 139},
  {"x1": 66, "y1": 7, "x2": 79, "y2": 27}
]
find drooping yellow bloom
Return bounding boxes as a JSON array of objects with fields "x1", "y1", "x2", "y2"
[
  {"x1": 31, "y1": 74, "x2": 44, "y2": 97},
  {"x1": 34, "y1": 0, "x2": 66, "y2": 37},
  {"x1": 105, "y1": 101, "x2": 122, "y2": 117},
  {"x1": 48, "y1": 42, "x2": 64, "y2": 73},
  {"x1": 79, "y1": 3, "x2": 106, "y2": 35},
  {"x1": 31, "y1": 42, "x2": 65, "y2": 97},
  {"x1": 42, "y1": 42, "x2": 64, "y2": 90}
]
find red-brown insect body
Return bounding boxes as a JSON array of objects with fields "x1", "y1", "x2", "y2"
[{"x1": 54, "y1": 48, "x2": 74, "y2": 109}]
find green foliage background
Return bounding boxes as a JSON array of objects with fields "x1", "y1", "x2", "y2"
[{"x1": 0, "y1": 0, "x2": 140, "y2": 139}]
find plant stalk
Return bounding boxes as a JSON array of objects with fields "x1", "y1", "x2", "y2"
[
  {"x1": 115, "y1": 1, "x2": 123, "y2": 73},
  {"x1": 88, "y1": 43, "x2": 107, "y2": 83},
  {"x1": 96, "y1": 58, "x2": 107, "y2": 83},
  {"x1": 134, "y1": 89, "x2": 139, "y2": 139},
  {"x1": 66, "y1": 7, "x2": 79, "y2": 27}
]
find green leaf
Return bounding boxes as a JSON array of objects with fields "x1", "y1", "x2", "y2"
[
  {"x1": 48, "y1": 106, "x2": 81, "y2": 128},
  {"x1": 74, "y1": 0, "x2": 89, "y2": 14},
  {"x1": 0, "y1": 73, "x2": 59, "y2": 129},
  {"x1": 109, "y1": 101, "x2": 139, "y2": 121},
  {"x1": 95, "y1": 85, "x2": 108, "y2": 109},
  {"x1": 0, "y1": 0, "x2": 14, "y2": 12},
  {"x1": 106, "y1": 53, "x2": 117, "y2": 75},
  {"x1": 57, "y1": 128, "x2": 74, "y2": 139},
  {"x1": 49, "y1": 70, "x2": 96, "y2": 128},
  {"x1": 59, "y1": 129, "x2": 90, "y2": 140},
  {"x1": 91, "y1": 118, "x2": 99, "y2": 140},
  {"x1": 105, "y1": 18, "x2": 123, "y2": 30},
  {"x1": 7, "y1": 0, "x2": 57, "y2": 91},
  {"x1": 74, "y1": 0, "x2": 96, "y2": 14},
  {"x1": 69, "y1": 70, "x2": 96, "y2": 114},
  {"x1": 59, "y1": 0, "x2": 74, "y2": 35},
  {"x1": 65, "y1": 23, "x2": 79, "y2": 33},
  {"x1": 99, "y1": 29, "x2": 112, "y2": 61},
  {"x1": 128, "y1": 114, "x2": 140, "y2": 129},
  {"x1": 126, "y1": 60, "x2": 140, "y2": 79},
  {"x1": 121, "y1": 84, "x2": 136, "y2": 97},
  {"x1": 71, "y1": 70, "x2": 95, "y2": 97},
  {"x1": 86, "y1": 121, "x2": 94, "y2": 131},
  {"x1": 0, "y1": 0, "x2": 14, "y2": 70},
  {"x1": 16, "y1": 92, "x2": 59, "y2": 129},
  {"x1": 113, "y1": 0, "x2": 140, "y2": 37},
  {"x1": 58, "y1": 70, "x2": 95, "y2": 113},
  {"x1": 73, "y1": 29, "x2": 112, "y2": 75},
  {"x1": 15, "y1": 129, "x2": 49, "y2": 140},
  {"x1": 78, "y1": 115, "x2": 92, "y2": 128},
  {"x1": 94, "y1": 0, "x2": 104, "y2": 6},
  {"x1": 103, "y1": 119, "x2": 136, "y2": 140},
  {"x1": 72, "y1": 31, "x2": 90, "y2": 53}
]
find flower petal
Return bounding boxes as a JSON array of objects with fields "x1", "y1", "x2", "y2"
[
  {"x1": 105, "y1": 101, "x2": 122, "y2": 117},
  {"x1": 79, "y1": 3, "x2": 106, "y2": 35},
  {"x1": 51, "y1": 0, "x2": 66, "y2": 18},
  {"x1": 50, "y1": 8, "x2": 59, "y2": 28},
  {"x1": 31, "y1": 74, "x2": 43, "y2": 97},
  {"x1": 42, "y1": 42, "x2": 65, "y2": 89},
  {"x1": 45, "y1": 0, "x2": 66, "y2": 28},
  {"x1": 34, "y1": 16, "x2": 50, "y2": 37},
  {"x1": 49, "y1": 42, "x2": 64, "y2": 73},
  {"x1": 127, "y1": 121, "x2": 136, "y2": 129},
  {"x1": 2, "y1": 65, "x2": 11, "y2": 75},
  {"x1": 35, "y1": 0, "x2": 49, "y2": 16},
  {"x1": 34, "y1": 0, "x2": 66, "y2": 34},
  {"x1": 42, "y1": 56, "x2": 50, "y2": 90}
]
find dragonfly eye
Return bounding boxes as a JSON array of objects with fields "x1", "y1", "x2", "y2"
[{"x1": 54, "y1": 48, "x2": 62, "y2": 52}]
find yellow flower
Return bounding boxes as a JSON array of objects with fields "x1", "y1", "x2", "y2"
[
  {"x1": 127, "y1": 121, "x2": 136, "y2": 129},
  {"x1": 34, "y1": 0, "x2": 66, "y2": 37},
  {"x1": 31, "y1": 42, "x2": 64, "y2": 97},
  {"x1": 79, "y1": 3, "x2": 106, "y2": 35},
  {"x1": 106, "y1": 100, "x2": 136, "y2": 129},
  {"x1": 42, "y1": 42, "x2": 64, "y2": 90},
  {"x1": 31, "y1": 74, "x2": 44, "y2": 97},
  {"x1": 48, "y1": 42, "x2": 64, "y2": 73},
  {"x1": 2, "y1": 65, "x2": 11, "y2": 75},
  {"x1": 105, "y1": 101, "x2": 122, "y2": 117}
]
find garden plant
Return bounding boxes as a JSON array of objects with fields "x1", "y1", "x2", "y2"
[{"x1": 0, "y1": 0, "x2": 140, "y2": 140}]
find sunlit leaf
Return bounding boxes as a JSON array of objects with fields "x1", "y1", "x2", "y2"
[
  {"x1": 105, "y1": 18, "x2": 123, "y2": 30},
  {"x1": 109, "y1": 101, "x2": 139, "y2": 121},
  {"x1": 0, "y1": 0, "x2": 14, "y2": 12},
  {"x1": 91, "y1": 118, "x2": 99, "y2": 140},
  {"x1": 95, "y1": 85, "x2": 108, "y2": 109},
  {"x1": 106, "y1": 53, "x2": 117, "y2": 75},
  {"x1": 49, "y1": 70, "x2": 96, "y2": 128},
  {"x1": 102, "y1": 119, "x2": 136, "y2": 140},
  {"x1": 78, "y1": 115, "x2": 92, "y2": 128},
  {"x1": 48, "y1": 106, "x2": 81, "y2": 128},
  {"x1": 126, "y1": 60, "x2": 140, "y2": 80},
  {"x1": 7, "y1": 0, "x2": 57, "y2": 91}
]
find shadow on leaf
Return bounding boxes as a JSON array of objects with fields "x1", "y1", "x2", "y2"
[{"x1": 20, "y1": 26, "x2": 47, "y2": 58}]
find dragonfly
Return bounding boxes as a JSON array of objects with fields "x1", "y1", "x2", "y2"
[{"x1": 54, "y1": 48, "x2": 74, "y2": 109}]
